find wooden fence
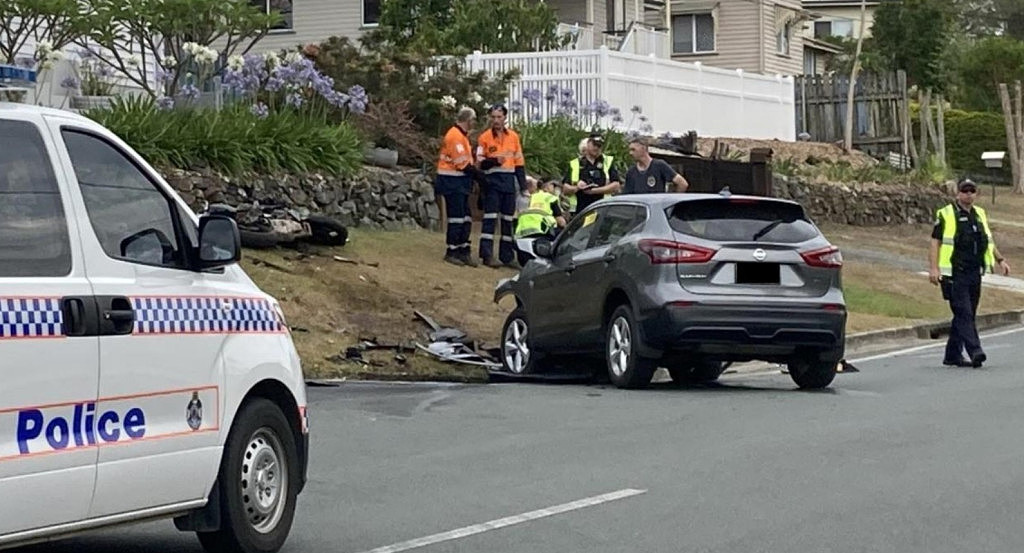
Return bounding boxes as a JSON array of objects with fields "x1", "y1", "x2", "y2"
[{"x1": 794, "y1": 70, "x2": 909, "y2": 159}]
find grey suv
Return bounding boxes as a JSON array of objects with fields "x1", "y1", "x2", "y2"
[{"x1": 493, "y1": 191, "x2": 847, "y2": 389}]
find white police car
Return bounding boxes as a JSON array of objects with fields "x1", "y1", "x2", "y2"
[{"x1": 0, "y1": 103, "x2": 309, "y2": 552}]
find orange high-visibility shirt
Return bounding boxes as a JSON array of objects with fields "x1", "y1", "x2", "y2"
[
  {"x1": 437, "y1": 125, "x2": 473, "y2": 176},
  {"x1": 476, "y1": 127, "x2": 524, "y2": 174}
]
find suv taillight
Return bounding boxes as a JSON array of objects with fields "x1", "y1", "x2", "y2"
[
  {"x1": 801, "y1": 245, "x2": 843, "y2": 268},
  {"x1": 638, "y1": 239, "x2": 717, "y2": 264}
]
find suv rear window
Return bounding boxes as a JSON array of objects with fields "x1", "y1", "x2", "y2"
[
  {"x1": 668, "y1": 199, "x2": 820, "y2": 243},
  {"x1": 0, "y1": 120, "x2": 73, "y2": 277}
]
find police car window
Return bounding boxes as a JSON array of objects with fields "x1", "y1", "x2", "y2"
[
  {"x1": 591, "y1": 205, "x2": 645, "y2": 248},
  {"x1": 556, "y1": 209, "x2": 602, "y2": 258},
  {"x1": 0, "y1": 120, "x2": 73, "y2": 277},
  {"x1": 61, "y1": 130, "x2": 185, "y2": 269}
]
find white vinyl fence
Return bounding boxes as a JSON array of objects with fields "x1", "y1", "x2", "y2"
[{"x1": 462, "y1": 46, "x2": 796, "y2": 141}]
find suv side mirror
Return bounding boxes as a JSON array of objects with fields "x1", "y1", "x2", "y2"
[
  {"x1": 197, "y1": 215, "x2": 241, "y2": 269},
  {"x1": 533, "y1": 238, "x2": 554, "y2": 258}
]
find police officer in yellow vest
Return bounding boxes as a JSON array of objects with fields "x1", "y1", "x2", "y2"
[
  {"x1": 562, "y1": 133, "x2": 621, "y2": 219},
  {"x1": 515, "y1": 180, "x2": 566, "y2": 266},
  {"x1": 928, "y1": 179, "x2": 1011, "y2": 368}
]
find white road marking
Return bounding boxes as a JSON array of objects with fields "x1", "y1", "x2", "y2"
[{"x1": 352, "y1": 488, "x2": 647, "y2": 553}]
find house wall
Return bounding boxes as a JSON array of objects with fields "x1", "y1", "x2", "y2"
[
  {"x1": 251, "y1": 1, "x2": 369, "y2": 54},
  {"x1": 668, "y1": 0, "x2": 760, "y2": 73},
  {"x1": 763, "y1": 1, "x2": 807, "y2": 76},
  {"x1": 548, "y1": 0, "x2": 608, "y2": 49},
  {"x1": 802, "y1": 6, "x2": 878, "y2": 40}
]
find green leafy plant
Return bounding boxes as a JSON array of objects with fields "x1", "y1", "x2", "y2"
[
  {"x1": 85, "y1": 96, "x2": 364, "y2": 176},
  {"x1": 308, "y1": 36, "x2": 515, "y2": 162}
]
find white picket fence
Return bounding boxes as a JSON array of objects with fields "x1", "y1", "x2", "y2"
[{"x1": 463, "y1": 46, "x2": 796, "y2": 141}]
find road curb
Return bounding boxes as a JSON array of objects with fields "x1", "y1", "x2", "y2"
[{"x1": 845, "y1": 309, "x2": 1024, "y2": 351}]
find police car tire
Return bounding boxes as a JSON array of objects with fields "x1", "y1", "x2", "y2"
[{"x1": 197, "y1": 398, "x2": 299, "y2": 553}]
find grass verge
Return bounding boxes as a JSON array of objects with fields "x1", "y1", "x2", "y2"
[{"x1": 245, "y1": 222, "x2": 1024, "y2": 382}]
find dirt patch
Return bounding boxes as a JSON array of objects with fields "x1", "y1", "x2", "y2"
[{"x1": 697, "y1": 137, "x2": 879, "y2": 168}]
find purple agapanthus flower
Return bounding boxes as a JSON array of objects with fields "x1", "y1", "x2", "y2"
[
  {"x1": 510, "y1": 100, "x2": 524, "y2": 112},
  {"x1": 631, "y1": 104, "x2": 642, "y2": 114},
  {"x1": 346, "y1": 85, "x2": 367, "y2": 113},
  {"x1": 285, "y1": 92, "x2": 304, "y2": 108},
  {"x1": 250, "y1": 102, "x2": 269, "y2": 118},
  {"x1": 156, "y1": 96, "x2": 175, "y2": 110},
  {"x1": 522, "y1": 88, "x2": 542, "y2": 107},
  {"x1": 180, "y1": 84, "x2": 200, "y2": 101},
  {"x1": 641, "y1": 123, "x2": 654, "y2": 133},
  {"x1": 585, "y1": 100, "x2": 611, "y2": 118}
]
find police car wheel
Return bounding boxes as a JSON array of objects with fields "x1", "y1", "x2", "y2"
[{"x1": 197, "y1": 398, "x2": 299, "y2": 553}]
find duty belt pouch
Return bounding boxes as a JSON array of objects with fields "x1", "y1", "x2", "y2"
[{"x1": 940, "y1": 277, "x2": 952, "y2": 300}]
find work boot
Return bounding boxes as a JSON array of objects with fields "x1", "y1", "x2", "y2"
[
  {"x1": 970, "y1": 352, "x2": 987, "y2": 368},
  {"x1": 460, "y1": 254, "x2": 479, "y2": 267},
  {"x1": 443, "y1": 254, "x2": 465, "y2": 266},
  {"x1": 942, "y1": 358, "x2": 971, "y2": 368},
  {"x1": 482, "y1": 258, "x2": 502, "y2": 268}
]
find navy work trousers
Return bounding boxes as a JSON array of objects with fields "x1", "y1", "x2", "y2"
[
  {"x1": 479, "y1": 174, "x2": 518, "y2": 264},
  {"x1": 435, "y1": 175, "x2": 472, "y2": 259},
  {"x1": 943, "y1": 270, "x2": 983, "y2": 363}
]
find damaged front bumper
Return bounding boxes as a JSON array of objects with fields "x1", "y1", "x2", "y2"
[{"x1": 493, "y1": 275, "x2": 518, "y2": 304}]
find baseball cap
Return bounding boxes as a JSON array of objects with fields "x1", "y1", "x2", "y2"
[
  {"x1": 588, "y1": 132, "x2": 604, "y2": 146},
  {"x1": 958, "y1": 179, "x2": 977, "y2": 192}
]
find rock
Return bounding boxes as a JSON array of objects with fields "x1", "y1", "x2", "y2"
[
  {"x1": 383, "y1": 219, "x2": 403, "y2": 231},
  {"x1": 425, "y1": 203, "x2": 441, "y2": 221}
]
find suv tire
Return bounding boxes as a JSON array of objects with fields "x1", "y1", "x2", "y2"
[
  {"x1": 501, "y1": 308, "x2": 542, "y2": 374},
  {"x1": 197, "y1": 398, "x2": 299, "y2": 553},
  {"x1": 787, "y1": 356, "x2": 838, "y2": 389},
  {"x1": 605, "y1": 305, "x2": 655, "y2": 389}
]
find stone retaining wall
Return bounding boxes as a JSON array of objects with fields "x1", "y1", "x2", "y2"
[{"x1": 160, "y1": 166, "x2": 952, "y2": 230}]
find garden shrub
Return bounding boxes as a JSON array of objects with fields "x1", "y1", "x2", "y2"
[
  {"x1": 943, "y1": 109, "x2": 1011, "y2": 180},
  {"x1": 86, "y1": 97, "x2": 364, "y2": 176},
  {"x1": 306, "y1": 36, "x2": 516, "y2": 163}
]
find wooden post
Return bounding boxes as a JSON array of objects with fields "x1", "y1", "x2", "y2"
[
  {"x1": 843, "y1": 0, "x2": 868, "y2": 153},
  {"x1": 937, "y1": 93, "x2": 947, "y2": 167},
  {"x1": 1016, "y1": 81, "x2": 1024, "y2": 193}
]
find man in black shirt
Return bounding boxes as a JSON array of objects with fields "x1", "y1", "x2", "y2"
[
  {"x1": 562, "y1": 134, "x2": 621, "y2": 216},
  {"x1": 622, "y1": 137, "x2": 689, "y2": 194},
  {"x1": 928, "y1": 179, "x2": 1011, "y2": 368}
]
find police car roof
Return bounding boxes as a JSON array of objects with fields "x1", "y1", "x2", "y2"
[{"x1": 0, "y1": 101, "x2": 101, "y2": 127}]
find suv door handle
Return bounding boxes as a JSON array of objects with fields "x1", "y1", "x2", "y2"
[{"x1": 96, "y1": 296, "x2": 135, "y2": 336}]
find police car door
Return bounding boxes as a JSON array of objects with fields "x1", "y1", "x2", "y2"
[
  {"x1": 0, "y1": 115, "x2": 100, "y2": 537},
  {"x1": 47, "y1": 117, "x2": 224, "y2": 518}
]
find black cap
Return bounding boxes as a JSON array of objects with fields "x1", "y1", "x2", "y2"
[
  {"x1": 958, "y1": 179, "x2": 977, "y2": 192},
  {"x1": 588, "y1": 132, "x2": 604, "y2": 146}
]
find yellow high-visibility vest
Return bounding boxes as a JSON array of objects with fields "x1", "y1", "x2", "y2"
[
  {"x1": 515, "y1": 191, "x2": 559, "y2": 237},
  {"x1": 936, "y1": 203, "x2": 995, "y2": 276}
]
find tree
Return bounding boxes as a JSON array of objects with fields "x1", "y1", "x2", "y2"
[
  {"x1": 955, "y1": 37, "x2": 1024, "y2": 112},
  {"x1": 843, "y1": 0, "x2": 869, "y2": 153},
  {"x1": 365, "y1": 0, "x2": 569, "y2": 55},
  {"x1": 78, "y1": 0, "x2": 280, "y2": 97},
  {"x1": 871, "y1": 0, "x2": 957, "y2": 92},
  {"x1": 0, "y1": 0, "x2": 85, "y2": 64},
  {"x1": 997, "y1": 81, "x2": 1024, "y2": 193}
]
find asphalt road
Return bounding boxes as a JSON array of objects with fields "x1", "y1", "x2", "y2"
[{"x1": 17, "y1": 326, "x2": 1024, "y2": 553}]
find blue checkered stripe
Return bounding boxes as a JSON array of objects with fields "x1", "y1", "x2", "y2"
[
  {"x1": 132, "y1": 296, "x2": 284, "y2": 335},
  {"x1": 0, "y1": 297, "x2": 63, "y2": 339}
]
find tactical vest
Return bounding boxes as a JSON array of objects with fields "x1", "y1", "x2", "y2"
[{"x1": 936, "y1": 203, "x2": 995, "y2": 276}]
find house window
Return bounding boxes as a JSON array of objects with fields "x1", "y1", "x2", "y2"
[
  {"x1": 814, "y1": 19, "x2": 853, "y2": 39},
  {"x1": 777, "y1": 22, "x2": 792, "y2": 55},
  {"x1": 363, "y1": 0, "x2": 381, "y2": 26},
  {"x1": 672, "y1": 13, "x2": 715, "y2": 54},
  {"x1": 251, "y1": 0, "x2": 293, "y2": 31}
]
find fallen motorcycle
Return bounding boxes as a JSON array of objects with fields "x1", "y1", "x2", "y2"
[{"x1": 205, "y1": 202, "x2": 349, "y2": 249}]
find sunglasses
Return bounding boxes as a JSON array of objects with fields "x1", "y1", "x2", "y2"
[{"x1": 960, "y1": 187, "x2": 977, "y2": 194}]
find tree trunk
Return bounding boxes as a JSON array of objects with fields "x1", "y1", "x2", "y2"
[
  {"x1": 919, "y1": 89, "x2": 929, "y2": 159},
  {"x1": 843, "y1": 0, "x2": 869, "y2": 153},
  {"x1": 922, "y1": 89, "x2": 940, "y2": 164},
  {"x1": 936, "y1": 93, "x2": 947, "y2": 167},
  {"x1": 1016, "y1": 81, "x2": 1024, "y2": 193},
  {"x1": 998, "y1": 83, "x2": 1024, "y2": 194}
]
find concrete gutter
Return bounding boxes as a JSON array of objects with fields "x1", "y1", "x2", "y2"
[{"x1": 845, "y1": 309, "x2": 1024, "y2": 350}]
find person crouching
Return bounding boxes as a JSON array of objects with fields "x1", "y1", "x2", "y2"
[{"x1": 514, "y1": 180, "x2": 566, "y2": 267}]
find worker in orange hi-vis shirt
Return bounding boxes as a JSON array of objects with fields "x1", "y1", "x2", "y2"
[
  {"x1": 476, "y1": 104, "x2": 527, "y2": 268},
  {"x1": 436, "y1": 106, "x2": 486, "y2": 267}
]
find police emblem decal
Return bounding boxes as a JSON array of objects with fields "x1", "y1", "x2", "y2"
[
  {"x1": 646, "y1": 176, "x2": 656, "y2": 187},
  {"x1": 186, "y1": 391, "x2": 203, "y2": 431}
]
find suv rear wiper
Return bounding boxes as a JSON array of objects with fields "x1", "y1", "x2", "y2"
[{"x1": 751, "y1": 219, "x2": 785, "y2": 241}]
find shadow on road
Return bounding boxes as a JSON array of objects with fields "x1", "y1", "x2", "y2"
[{"x1": 13, "y1": 533, "x2": 199, "y2": 553}]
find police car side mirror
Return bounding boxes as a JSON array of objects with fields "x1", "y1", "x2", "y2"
[
  {"x1": 533, "y1": 238, "x2": 554, "y2": 258},
  {"x1": 197, "y1": 215, "x2": 241, "y2": 269}
]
